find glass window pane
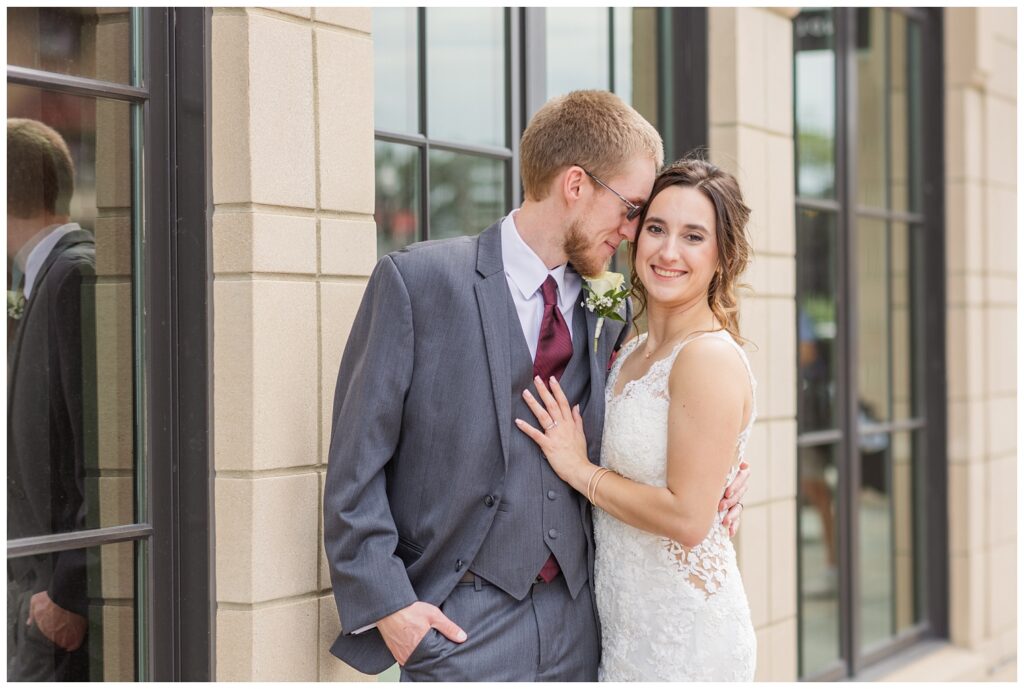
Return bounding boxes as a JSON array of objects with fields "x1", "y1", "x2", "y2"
[
  {"x1": 797, "y1": 208, "x2": 840, "y2": 433},
  {"x1": 890, "y1": 222, "x2": 924, "y2": 421},
  {"x1": 855, "y1": 216, "x2": 891, "y2": 423},
  {"x1": 891, "y1": 430, "x2": 923, "y2": 634},
  {"x1": 798, "y1": 443, "x2": 841, "y2": 676},
  {"x1": 375, "y1": 141, "x2": 422, "y2": 257},
  {"x1": 889, "y1": 13, "x2": 923, "y2": 214},
  {"x1": 546, "y1": 8, "x2": 610, "y2": 98},
  {"x1": 855, "y1": 8, "x2": 888, "y2": 209},
  {"x1": 7, "y1": 8, "x2": 132, "y2": 84},
  {"x1": 8, "y1": 541, "x2": 137, "y2": 681},
  {"x1": 8, "y1": 87, "x2": 136, "y2": 539},
  {"x1": 857, "y1": 428, "x2": 913, "y2": 651},
  {"x1": 426, "y1": 8, "x2": 506, "y2": 148},
  {"x1": 616, "y1": 8, "x2": 660, "y2": 129},
  {"x1": 612, "y1": 8, "x2": 632, "y2": 104},
  {"x1": 373, "y1": 8, "x2": 420, "y2": 134},
  {"x1": 794, "y1": 9, "x2": 837, "y2": 199},
  {"x1": 428, "y1": 150, "x2": 506, "y2": 240}
]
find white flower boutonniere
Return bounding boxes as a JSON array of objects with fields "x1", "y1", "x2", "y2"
[
  {"x1": 7, "y1": 290, "x2": 25, "y2": 320},
  {"x1": 582, "y1": 271, "x2": 628, "y2": 351}
]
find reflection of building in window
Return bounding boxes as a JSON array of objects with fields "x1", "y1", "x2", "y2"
[{"x1": 7, "y1": 8, "x2": 136, "y2": 681}]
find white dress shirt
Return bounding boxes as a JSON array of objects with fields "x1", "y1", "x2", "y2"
[{"x1": 500, "y1": 210, "x2": 581, "y2": 359}]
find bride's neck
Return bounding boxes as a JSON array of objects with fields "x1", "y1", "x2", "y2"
[{"x1": 644, "y1": 297, "x2": 716, "y2": 351}]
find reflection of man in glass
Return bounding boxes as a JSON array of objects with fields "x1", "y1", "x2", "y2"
[{"x1": 7, "y1": 118, "x2": 95, "y2": 681}]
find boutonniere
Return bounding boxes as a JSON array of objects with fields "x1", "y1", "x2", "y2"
[
  {"x1": 582, "y1": 271, "x2": 628, "y2": 351},
  {"x1": 7, "y1": 290, "x2": 25, "y2": 320}
]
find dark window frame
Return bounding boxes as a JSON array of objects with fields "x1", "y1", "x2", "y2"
[
  {"x1": 374, "y1": 7, "x2": 519, "y2": 242},
  {"x1": 145, "y1": 8, "x2": 215, "y2": 681},
  {"x1": 793, "y1": 7, "x2": 947, "y2": 681}
]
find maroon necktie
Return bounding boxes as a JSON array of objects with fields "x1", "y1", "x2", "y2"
[{"x1": 534, "y1": 276, "x2": 573, "y2": 583}]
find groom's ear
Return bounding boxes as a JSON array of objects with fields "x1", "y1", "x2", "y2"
[{"x1": 561, "y1": 165, "x2": 587, "y2": 205}]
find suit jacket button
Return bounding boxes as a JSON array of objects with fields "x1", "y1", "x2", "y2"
[
  {"x1": 455, "y1": 559, "x2": 464, "y2": 571},
  {"x1": 484, "y1": 495, "x2": 495, "y2": 507},
  {"x1": 548, "y1": 529, "x2": 558, "y2": 539},
  {"x1": 547, "y1": 490, "x2": 557, "y2": 500}
]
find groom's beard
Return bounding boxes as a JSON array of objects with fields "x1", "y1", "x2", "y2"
[{"x1": 564, "y1": 218, "x2": 610, "y2": 278}]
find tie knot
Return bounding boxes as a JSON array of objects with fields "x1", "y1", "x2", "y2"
[{"x1": 540, "y1": 275, "x2": 559, "y2": 307}]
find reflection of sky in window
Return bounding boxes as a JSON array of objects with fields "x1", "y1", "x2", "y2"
[
  {"x1": 373, "y1": 8, "x2": 418, "y2": 134},
  {"x1": 546, "y1": 8, "x2": 609, "y2": 98},
  {"x1": 426, "y1": 8, "x2": 505, "y2": 147},
  {"x1": 796, "y1": 51, "x2": 835, "y2": 197}
]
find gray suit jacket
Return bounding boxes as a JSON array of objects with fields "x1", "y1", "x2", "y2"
[{"x1": 323, "y1": 220, "x2": 631, "y2": 674}]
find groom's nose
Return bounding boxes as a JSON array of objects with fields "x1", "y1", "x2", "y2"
[{"x1": 618, "y1": 217, "x2": 639, "y2": 243}]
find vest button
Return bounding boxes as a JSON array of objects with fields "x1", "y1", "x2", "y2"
[
  {"x1": 548, "y1": 529, "x2": 559, "y2": 539},
  {"x1": 547, "y1": 490, "x2": 557, "y2": 500},
  {"x1": 455, "y1": 559, "x2": 464, "y2": 571},
  {"x1": 484, "y1": 495, "x2": 495, "y2": 507}
]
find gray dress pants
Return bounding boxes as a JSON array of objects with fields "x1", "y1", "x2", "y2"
[{"x1": 400, "y1": 573, "x2": 600, "y2": 682}]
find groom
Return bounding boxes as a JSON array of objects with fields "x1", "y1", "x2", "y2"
[{"x1": 324, "y1": 90, "x2": 749, "y2": 680}]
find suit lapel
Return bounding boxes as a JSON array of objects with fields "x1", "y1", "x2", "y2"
[
  {"x1": 475, "y1": 222, "x2": 512, "y2": 470},
  {"x1": 581, "y1": 302, "x2": 628, "y2": 463},
  {"x1": 582, "y1": 307, "x2": 605, "y2": 462}
]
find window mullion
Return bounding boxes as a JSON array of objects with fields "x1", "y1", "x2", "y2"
[
  {"x1": 418, "y1": 7, "x2": 429, "y2": 241},
  {"x1": 835, "y1": 6, "x2": 861, "y2": 677}
]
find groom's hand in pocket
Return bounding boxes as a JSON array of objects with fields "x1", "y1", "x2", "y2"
[{"x1": 378, "y1": 601, "x2": 467, "y2": 666}]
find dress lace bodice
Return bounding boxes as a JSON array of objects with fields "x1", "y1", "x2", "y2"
[{"x1": 593, "y1": 329, "x2": 757, "y2": 681}]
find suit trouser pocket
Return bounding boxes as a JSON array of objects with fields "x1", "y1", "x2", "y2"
[{"x1": 400, "y1": 629, "x2": 455, "y2": 681}]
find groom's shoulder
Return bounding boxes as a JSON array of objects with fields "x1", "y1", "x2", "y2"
[{"x1": 383, "y1": 233, "x2": 480, "y2": 283}]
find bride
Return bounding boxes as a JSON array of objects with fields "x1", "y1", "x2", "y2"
[{"x1": 516, "y1": 158, "x2": 757, "y2": 681}]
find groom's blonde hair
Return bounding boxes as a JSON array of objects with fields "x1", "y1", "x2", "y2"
[{"x1": 519, "y1": 90, "x2": 663, "y2": 202}]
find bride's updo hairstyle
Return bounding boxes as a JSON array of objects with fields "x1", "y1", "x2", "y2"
[{"x1": 629, "y1": 156, "x2": 752, "y2": 342}]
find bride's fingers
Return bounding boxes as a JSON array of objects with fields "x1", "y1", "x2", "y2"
[
  {"x1": 572, "y1": 404, "x2": 584, "y2": 428},
  {"x1": 547, "y1": 377, "x2": 573, "y2": 420},
  {"x1": 514, "y1": 418, "x2": 549, "y2": 450},
  {"x1": 532, "y1": 376, "x2": 562, "y2": 420},
  {"x1": 522, "y1": 389, "x2": 555, "y2": 429}
]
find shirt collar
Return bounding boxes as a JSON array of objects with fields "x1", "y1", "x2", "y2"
[
  {"x1": 500, "y1": 211, "x2": 578, "y2": 308},
  {"x1": 23, "y1": 222, "x2": 80, "y2": 299}
]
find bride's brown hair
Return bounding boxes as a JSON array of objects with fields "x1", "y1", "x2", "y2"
[{"x1": 629, "y1": 156, "x2": 752, "y2": 342}]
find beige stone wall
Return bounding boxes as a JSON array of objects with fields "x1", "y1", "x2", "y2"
[
  {"x1": 707, "y1": 7, "x2": 800, "y2": 682},
  {"x1": 210, "y1": 7, "x2": 375, "y2": 681},
  {"x1": 943, "y1": 5, "x2": 1017, "y2": 679}
]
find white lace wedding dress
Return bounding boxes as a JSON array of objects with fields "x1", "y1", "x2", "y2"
[{"x1": 594, "y1": 330, "x2": 757, "y2": 681}]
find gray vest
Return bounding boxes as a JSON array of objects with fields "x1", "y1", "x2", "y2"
[{"x1": 469, "y1": 289, "x2": 592, "y2": 600}]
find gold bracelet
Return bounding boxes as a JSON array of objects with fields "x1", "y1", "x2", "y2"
[
  {"x1": 590, "y1": 468, "x2": 614, "y2": 505},
  {"x1": 585, "y1": 467, "x2": 607, "y2": 504}
]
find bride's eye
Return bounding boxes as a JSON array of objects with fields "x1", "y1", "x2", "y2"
[
  {"x1": 646, "y1": 224, "x2": 665, "y2": 235},
  {"x1": 685, "y1": 233, "x2": 704, "y2": 243}
]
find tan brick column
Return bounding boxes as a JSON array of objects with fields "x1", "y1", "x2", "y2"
[
  {"x1": 210, "y1": 7, "x2": 375, "y2": 681},
  {"x1": 707, "y1": 7, "x2": 799, "y2": 681},
  {"x1": 944, "y1": 6, "x2": 1017, "y2": 674}
]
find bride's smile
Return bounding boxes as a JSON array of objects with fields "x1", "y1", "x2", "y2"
[{"x1": 634, "y1": 185, "x2": 720, "y2": 311}]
